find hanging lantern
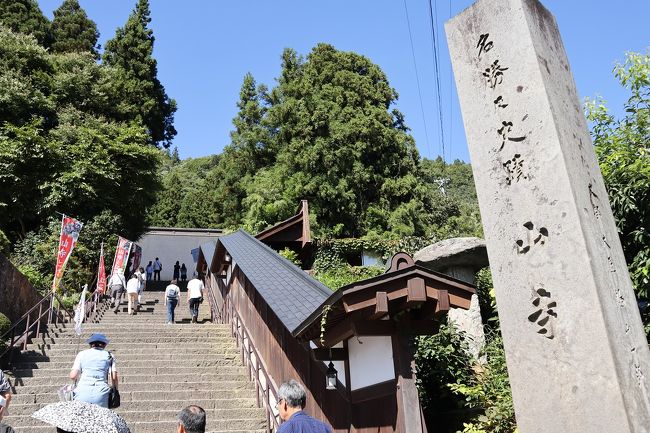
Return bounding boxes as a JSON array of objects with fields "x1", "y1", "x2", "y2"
[{"x1": 326, "y1": 361, "x2": 338, "y2": 390}]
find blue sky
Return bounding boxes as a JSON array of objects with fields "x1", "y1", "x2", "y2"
[{"x1": 38, "y1": 1, "x2": 649, "y2": 162}]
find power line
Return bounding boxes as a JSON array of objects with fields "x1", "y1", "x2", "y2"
[
  {"x1": 427, "y1": 0, "x2": 446, "y2": 163},
  {"x1": 448, "y1": 0, "x2": 453, "y2": 162},
  {"x1": 402, "y1": 0, "x2": 432, "y2": 158}
]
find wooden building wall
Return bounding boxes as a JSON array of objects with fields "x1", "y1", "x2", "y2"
[{"x1": 220, "y1": 265, "x2": 400, "y2": 433}]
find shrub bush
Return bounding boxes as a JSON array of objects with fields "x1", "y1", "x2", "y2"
[{"x1": 0, "y1": 312, "x2": 11, "y2": 354}]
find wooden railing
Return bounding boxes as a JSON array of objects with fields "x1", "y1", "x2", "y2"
[
  {"x1": 206, "y1": 278, "x2": 280, "y2": 432},
  {"x1": 1, "y1": 292, "x2": 74, "y2": 365}
]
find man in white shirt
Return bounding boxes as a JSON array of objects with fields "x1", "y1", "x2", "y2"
[
  {"x1": 164, "y1": 279, "x2": 181, "y2": 325},
  {"x1": 186, "y1": 277, "x2": 204, "y2": 323},
  {"x1": 108, "y1": 272, "x2": 127, "y2": 314},
  {"x1": 126, "y1": 273, "x2": 140, "y2": 315},
  {"x1": 135, "y1": 267, "x2": 146, "y2": 306}
]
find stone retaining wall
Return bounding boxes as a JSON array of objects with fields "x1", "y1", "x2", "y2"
[{"x1": 0, "y1": 253, "x2": 42, "y2": 323}]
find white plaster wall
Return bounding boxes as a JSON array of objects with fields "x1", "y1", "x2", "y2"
[
  {"x1": 136, "y1": 230, "x2": 221, "y2": 280},
  {"x1": 348, "y1": 336, "x2": 394, "y2": 391}
]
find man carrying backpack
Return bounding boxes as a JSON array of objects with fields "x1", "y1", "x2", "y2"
[{"x1": 108, "y1": 272, "x2": 127, "y2": 314}]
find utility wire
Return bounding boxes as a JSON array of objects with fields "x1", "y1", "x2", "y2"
[
  {"x1": 427, "y1": 0, "x2": 446, "y2": 163},
  {"x1": 403, "y1": 0, "x2": 432, "y2": 158},
  {"x1": 448, "y1": 0, "x2": 453, "y2": 162}
]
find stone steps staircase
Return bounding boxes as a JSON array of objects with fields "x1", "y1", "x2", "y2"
[{"x1": 3, "y1": 291, "x2": 267, "y2": 433}]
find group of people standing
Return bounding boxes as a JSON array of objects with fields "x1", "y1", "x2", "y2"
[{"x1": 143, "y1": 258, "x2": 188, "y2": 282}]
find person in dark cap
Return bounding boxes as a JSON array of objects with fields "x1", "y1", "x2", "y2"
[{"x1": 68, "y1": 334, "x2": 118, "y2": 408}]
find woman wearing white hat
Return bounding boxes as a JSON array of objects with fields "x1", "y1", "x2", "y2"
[{"x1": 69, "y1": 334, "x2": 118, "y2": 408}]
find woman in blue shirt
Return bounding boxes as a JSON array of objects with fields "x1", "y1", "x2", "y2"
[{"x1": 69, "y1": 334, "x2": 118, "y2": 408}]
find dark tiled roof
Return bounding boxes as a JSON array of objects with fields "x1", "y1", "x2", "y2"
[
  {"x1": 199, "y1": 241, "x2": 216, "y2": 268},
  {"x1": 218, "y1": 230, "x2": 332, "y2": 333}
]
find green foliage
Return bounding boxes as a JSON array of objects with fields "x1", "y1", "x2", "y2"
[
  {"x1": 16, "y1": 263, "x2": 50, "y2": 291},
  {"x1": 102, "y1": 0, "x2": 176, "y2": 148},
  {"x1": 0, "y1": 119, "x2": 56, "y2": 235},
  {"x1": 278, "y1": 248, "x2": 301, "y2": 266},
  {"x1": 0, "y1": 16, "x2": 171, "y2": 289},
  {"x1": 250, "y1": 43, "x2": 425, "y2": 237},
  {"x1": 0, "y1": 312, "x2": 10, "y2": 352},
  {"x1": 0, "y1": 0, "x2": 51, "y2": 47},
  {"x1": 312, "y1": 236, "x2": 434, "y2": 274},
  {"x1": 0, "y1": 25, "x2": 54, "y2": 126},
  {"x1": 44, "y1": 108, "x2": 161, "y2": 236},
  {"x1": 448, "y1": 331, "x2": 516, "y2": 433},
  {"x1": 415, "y1": 323, "x2": 474, "y2": 432},
  {"x1": 51, "y1": 0, "x2": 99, "y2": 58},
  {"x1": 474, "y1": 268, "x2": 499, "y2": 329},
  {"x1": 57, "y1": 291, "x2": 81, "y2": 311},
  {"x1": 586, "y1": 51, "x2": 650, "y2": 299},
  {"x1": 12, "y1": 211, "x2": 125, "y2": 296},
  {"x1": 314, "y1": 265, "x2": 384, "y2": 291},
  {"x1": 0, "y1": 229, "x2": 9, "y2": 255},
  {"x1": 0, "y1": 312, "x2": 11, "y2": 335},
  {"x1": 147, "y1": 154, "x2": 219, "y2": 228},
  {"x1": 154, "y1": 44, "x2": 479, "y2": 240}
]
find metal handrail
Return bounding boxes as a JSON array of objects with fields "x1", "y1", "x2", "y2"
[
  {"x1": 205, "y1": 278, "x2": 280, "y2": 432},
  {"x1": 0, "y1": 289, "x2": 94, "y2": 366}
]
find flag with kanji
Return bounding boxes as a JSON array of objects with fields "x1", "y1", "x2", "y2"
[
  {"x1": 111, "y1": 236, "x2": 133, "y2": 276},
  {"x1": 51, "y1": 215, "x2": 83, "y2": 293}
]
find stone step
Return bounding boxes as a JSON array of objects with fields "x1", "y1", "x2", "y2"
[
  {"x1": 43, "y1": 328, "x2": 232, "y2": 337},
  {"x1": 29, "y1": 335, "x2": 234, "y2": 346},
  {"x1": 6, "y1": 397, "x2": 259, "y2": 415},
  {"x1": 26, "y1": 339, "x2": 236, "y2": 349},
  {"x1": 9, "y1": 378, "x2": 253, "y2": 395},
  {"x1": 17, "y1": 350, "x2": 240, "y2": 362},
  {"x1": 18, "y1": 345, "x2": 240, "y2": 357},
  {"x1": 11, "y1": 364, "x2": 247, "y2": 378},
  {"x1": 9, "y1": 380, "x2": 255, "y2": 398},
  {"x1": 90, "y1": 319, "x2": 213, "y2": 325},
  {"x1": 48, "y1": 321, "x2": 226, "y2": 330},
  {"x1": 6, "y1": 408, "x2": 267, "y2": 429},
  {"x1": 12, "y1": 427, "x2": 263, "y2": 433},
  {"x1": 10, "y1": 387, "x2": 258, "y2": 405},
  {"x1": 12, "y1": 356, "x2": 243, "y2": 371},
  {"x1": 30, "y1": 333, "x2": 234, "y2": 344},
  {"x1": 5, "y1": 294, "x2": 267, "y2": 432}
]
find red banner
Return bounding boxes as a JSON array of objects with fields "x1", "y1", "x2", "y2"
[
  {"x1": 111, "y1": 236, "x2": 133, "y2": 276},
  {"x1": 51, "y1": 216, "x2": 83, "y2": 293},
  {"x1": 131, "y1": 244, "x2": 142, "y2": 272},
  {"x1": 97, "y1": 243, "x2": 106, "y2": 294}
]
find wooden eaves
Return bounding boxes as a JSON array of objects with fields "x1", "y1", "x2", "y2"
[
  {"x1": 293, "y1": 253, "x2": 476, "y2": 348},
  {"x1": 255, "y1": 199, "x2": 311, "y2": 248}
]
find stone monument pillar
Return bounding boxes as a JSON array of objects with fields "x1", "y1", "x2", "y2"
[{"x1": 445, "y1": 1, "x2": 650, "y2": 432}]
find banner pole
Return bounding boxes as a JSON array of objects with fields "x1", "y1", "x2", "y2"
[{"x1": 51, "y1": 214, "x2": 65, "y2": 294}]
